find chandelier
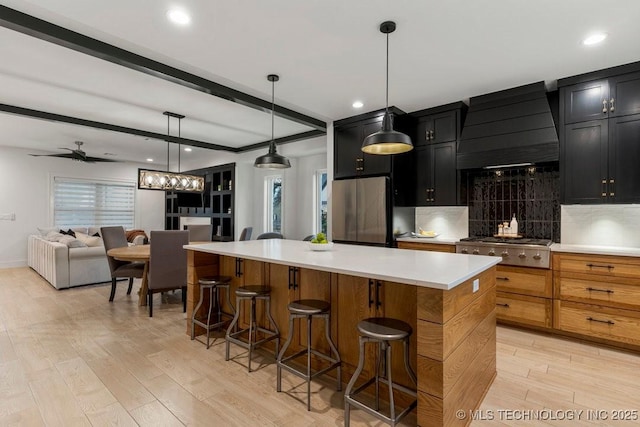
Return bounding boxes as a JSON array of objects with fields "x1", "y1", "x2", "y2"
[{"x1": 138, "y1": 112, "x2": 204, "y2": 192}]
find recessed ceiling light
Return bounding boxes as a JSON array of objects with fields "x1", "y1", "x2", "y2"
[
  {"x1": 352, "y1": 101, "x2": 364, "y2": 109},
  {"x1": 167, "y1": 8, "x2": 191, "y2": 26},
  {"x1": 583, "y1": 33, "x2": 607, "y2": 46},
  {"x1": 184, "y1": 147, "x2": 192, "y2": 152},
  {"x1": 146, "y1": 158, "x2": 153, "y2": 162}
]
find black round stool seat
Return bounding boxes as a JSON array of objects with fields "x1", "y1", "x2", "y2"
[
  {"x1": 235, "y1": 285, "x2": 270, "y2": 297},
  {"x1": 198, "y1": 275, "x2": 232, "y2": 286},
  {"x1": 357, "y1": 317, "x2": 412, "y2": 341},
  {"x1": 288, "y1": 299, "x2": 331, "y2": 315}
]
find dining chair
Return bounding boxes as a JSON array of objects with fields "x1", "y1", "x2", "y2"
[
  {"x1": 302, "y1": 234, "x2": 314, "y2": 241},
  {"x1": 257, "y1": 232, "x2": 283, "y2": 240},
  {"x1": 147, "y1": 230, "x2": 189, "y2": 317},
  {"x1": 186, "y1": 224, "x2": 212, "y2": 242},
  {"x1": 239, "y1": 227, "x2": 253, "y2": 241},
  {"x1": 101, "y1": 226, "x2": 145, "y2": 302}
]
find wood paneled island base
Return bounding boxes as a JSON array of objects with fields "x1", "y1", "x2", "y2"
[{"x1": 184, "y1": 240, "x2": 499, "y2": 427}]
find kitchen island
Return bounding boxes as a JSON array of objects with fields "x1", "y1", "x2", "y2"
[{"x1": 184, "y1": 239, "x2": 501, "y2": 427}]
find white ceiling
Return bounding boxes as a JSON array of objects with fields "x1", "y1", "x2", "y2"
[{"x1": 1, "y1": 0, "x2": 639, "y2": 166}]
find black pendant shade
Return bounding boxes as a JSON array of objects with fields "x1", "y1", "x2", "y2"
[
  {"x1": 254, "y1": 74, "x2": 291, "y2": 169},
  {"x1": 361, "y1": 21, "x2": 413, "y2": 155}
]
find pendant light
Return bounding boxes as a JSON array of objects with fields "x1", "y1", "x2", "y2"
[
  {"x1": 361, "y1": 21, "x2": 413, "y2": 155},
  {"x1": 254, "y1": 74, "x2": 291, "y2": 169}
]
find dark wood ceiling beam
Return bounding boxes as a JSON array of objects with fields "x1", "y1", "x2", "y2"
[
  {"x1": 0, "y1": 5, "x2": 327, "y2": 133},
  {"x1": 0, "y1": 103, "x2": 322, "y2": 153}
]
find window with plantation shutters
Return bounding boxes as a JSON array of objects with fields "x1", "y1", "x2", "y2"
[{"x1": 53, "y1": 177, "x2": 135, "y2": 229}]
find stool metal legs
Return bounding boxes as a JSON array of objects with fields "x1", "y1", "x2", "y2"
[
  {"x1": 191, "y1": 284, "x2": 235, "y2": 349},
  {"x1": 344, "y1": 336, "x2": 417, "y2": 427},
  {"x1": 276, "y1": 312, "x2": 341, "y2": 411},
  {"x1": 225, "y1": 294, "x2": 280, "y2": 372}
]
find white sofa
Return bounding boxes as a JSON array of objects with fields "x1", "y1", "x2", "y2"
[{"x1": 28, "y1": 228, "x2": 112, "y2": 290}]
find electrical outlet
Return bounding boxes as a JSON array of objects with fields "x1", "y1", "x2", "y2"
[{"x1": 473, "y1": 279, "x2": 480, "y2": 293}]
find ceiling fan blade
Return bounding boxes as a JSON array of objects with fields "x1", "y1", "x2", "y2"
[
  {"x1": 29, "y1": 153, "x2": 75, "y2": 159},
  {"x1": 84, "y1": 156, "x2": 119, "y2": 162}
]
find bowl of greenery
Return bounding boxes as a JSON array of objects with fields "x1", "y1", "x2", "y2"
[{"x1": 307, "y1": 233, "x2": 334, "y2": 251}]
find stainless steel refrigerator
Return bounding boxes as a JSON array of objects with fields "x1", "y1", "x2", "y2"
[{"x1": 332, "y1": 176, "x2": 391, "y2": 246}]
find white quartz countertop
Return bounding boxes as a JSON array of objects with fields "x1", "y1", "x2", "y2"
[
  {"x1": 551, "y1": 243, "x2": 640, "y2": 258},
  {"x1": 184, "y1": 240, "x2": 500, "y2": 290},
  {"x1": 396, "y1": 236, "x2": 460, "y2": 245}
]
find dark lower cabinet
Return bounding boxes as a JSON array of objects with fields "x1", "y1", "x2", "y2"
[{"x1": 415, "y1": 142, "x2": 457, "y2": 206}]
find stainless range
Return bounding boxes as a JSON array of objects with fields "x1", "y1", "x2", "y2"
[{"x1": 455, "y1": 237, "x2": 552, "y2": 269}]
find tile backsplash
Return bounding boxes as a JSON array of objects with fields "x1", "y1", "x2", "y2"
[
  {"x1": 561, "y1": 205, "x2": 640, "y2": 248},
  {"x1": 415, "y1": 206, "x2": 469, "y2": 239},
  {"x1": 465, "y1": 165, "x2": 560, "y2": 241}
]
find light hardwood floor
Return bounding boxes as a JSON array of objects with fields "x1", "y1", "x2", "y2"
[{"x1": 1, "y1": 267, "x2": 639, "y2": 426}]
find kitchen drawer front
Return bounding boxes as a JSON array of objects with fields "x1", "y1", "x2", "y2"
[
  {"x1": 557, "y1": 276, "x2": 640, "y2": 310},
  {"x1": 555, "y1": 300, "x2": 640, "y2": 346},
  {"x1": 553, "y1": 253, "x2": 640, "y2": 279},
  {"x1": 496, "y1": 265, "x2": 552, "y2": 298},
  {"x1": 496, "y1": 292, "x2": 551, "y2": 328},
  {"x1": 397, "y1": 241, "x2": 455, "y2": 253}
]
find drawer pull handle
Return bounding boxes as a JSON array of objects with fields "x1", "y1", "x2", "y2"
[
  {"x1": 496, "y1": 303, "x2": 510, "y2": 308},
  {"x1": 496, "y1": 277, "x2": 510, "y2": 281},
  {"x1": 586, "y1": 316, "x2": 615, "y2": 325},
  {"x1": 586, "y1": 287, "x2": 614, "y2": 294},
  {"x1": 586, "y1": 263, "x2": 614, "y2": 270}
]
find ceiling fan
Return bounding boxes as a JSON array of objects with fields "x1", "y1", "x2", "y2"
[{"x1": 29, "y1": 141, "x2": 118, "y2": 163}]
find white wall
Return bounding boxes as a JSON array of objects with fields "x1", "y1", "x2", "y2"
[
  {"x1": 561, "y1": 205, "x2": 640, "y2": 248},
  {"x1": 0, "y1": 146, "x2": 164, "y2": 268},
  {"x1": 415, "y1": 206, "x2": 469, "y2": 239}
]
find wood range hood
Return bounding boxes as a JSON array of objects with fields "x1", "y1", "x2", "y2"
[{"x1": 457, "y1": 81, "x2": 559, "y2": 170}]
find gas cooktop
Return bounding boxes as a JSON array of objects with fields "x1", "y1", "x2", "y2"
[{"x1": 459, "y1": 237, "x2": 552, "y2": 246}]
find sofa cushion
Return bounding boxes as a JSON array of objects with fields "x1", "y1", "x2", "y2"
[
  {"x1": 38, "y1": 227, "x2": 58, "y2": 237},
  {"x1": 69, "y1": 245, "x2": 107, "y2": 259},
  {"x1": 75, "y1": 232, "x2": 103, "y2": 247},
  {"x1": 88, "y1": 227, "x2": 101, "y2": 237},
  {"x1": 44, "y1": 231, "x2": 65, "y2": 241},
  {"x1": 58, "y1": 235, "x2": 87, "y2": 248}
]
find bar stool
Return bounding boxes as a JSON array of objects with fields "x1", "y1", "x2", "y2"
[
  {"x1": 225, "y1": 285, "x2": 280, "y2": 372},
  {"x1": 190, "y1": 276, "x2": 234, "y2": 349},
  {"x1": 344, "y1": 317, "x2": 417, "y2": 427},
  {"x1": 276, "y1": 299, "x2": 341, "y2": 411}
]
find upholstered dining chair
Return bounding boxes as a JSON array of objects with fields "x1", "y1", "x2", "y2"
[
  {"x1": 302, "y1": 234, "x2": 314, "y2": 241},
  {"x1": 257, "y1": 232, "x2": 284, "y2": 240},
  {"x1": 186, "y1": 224, "x2": 212, "y2": 242},
  {"x1": 239, "y1": 227, "x2": 253, "y2": 241},
  {"x1": 101, "y1": 226, "x2": 145, "y2": 302},
  {"x1": 147, "y1": 230, "x2": 189, "y2": 317}
]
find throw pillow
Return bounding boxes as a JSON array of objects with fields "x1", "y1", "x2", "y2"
[
  {"x1": 75, "y1": 232, "x2": 103, "y2": 247},
  {"x1": 92, "y1": 232, "x2": 101, "y2": 237},
  {"x1": 37, "y1": 227, "x2": 58, "y2": 237},
  {"x1": 44, "y1": 231, "x2": 64, "y2": 241},
  {"x1": 58, "y1": 235, "x2": 87, "y2": 248}
]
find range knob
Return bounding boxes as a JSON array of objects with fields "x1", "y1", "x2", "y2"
[
  {"x1": 472, "y1": 249, "x2": 480, "y2": 255},
  {"x1": 460, "y1": 248, "x2": 468, "y2": 254},
  {"x1": 533, "y1": 253, "x2": 542, "y2": 260},
  {"x1": 488, "y1": 250, "x2": 495, "y2": 256},
  {"x1": 501, "y1": 251, "x2": 509, "y2": 258},
  {"x1": 518, "y1": 253, "x2": 527, "y2": 259}
]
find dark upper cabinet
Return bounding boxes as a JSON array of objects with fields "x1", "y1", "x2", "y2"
[
  {"x1": 609, "y1": 113, "x2": 640, "y2": 203},
  {"x1": 561, "y1": 120, "x2": 608, "y2": 204},
  {"x1": 415, "y1": 141, "x2": 457, "y2": 206},
  {"x1": 334, "y1": 109, "x2": 408, "y2": 179},
  {"x1": 563, "y1": 71, "x2": 640, "y2": 124},
  {"x1": 415, "y1": 110, "x2": 457, "y2": 146},
  {"x1": 563, "y1": 79, "x2": 609, "y2": 124},
  {"x1": 560, "y1": 65, "x2": 640, "y2": 204}
]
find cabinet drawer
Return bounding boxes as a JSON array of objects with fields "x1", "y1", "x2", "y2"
[
  {"x1": 496, "y1": 292, "x2": 551, "y2": 328},
  {"x1": 557, "y1": 276, "x2": 640, "y2": 310},
  {"x1": 553, "y1": 253, "x2": 640, "y2": 279},
  {"x1": 496, "y1": 266, "x2": 552, "y2": 298},
  {"x1": 397, "y1": 241, "x2": 455, "y2": 253},
  {"x1": 555, "y1": 300, "x2": 640, "y2": 346}
]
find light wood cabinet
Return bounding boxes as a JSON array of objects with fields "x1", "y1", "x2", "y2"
[
  {"x1": 219, "y1": 255, "x2": 266, "y2": 327},
  {"x1": 553, "y1": 252, "x2": 640, "y2": 348},
  {"x1": 495, "y1": 265, "x2": 553, "y2": 328},
  {"x1": 396, "y1": 241, "x2": 456, "y2": 253}
]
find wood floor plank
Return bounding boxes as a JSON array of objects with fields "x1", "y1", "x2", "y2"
[{"x1": 3, "y1": 267, "x2": 640, "y2": 427}]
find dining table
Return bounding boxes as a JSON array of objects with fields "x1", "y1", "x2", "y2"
[{"x1": 107, "y1": 241, "x2": 209, "y2": 307}]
